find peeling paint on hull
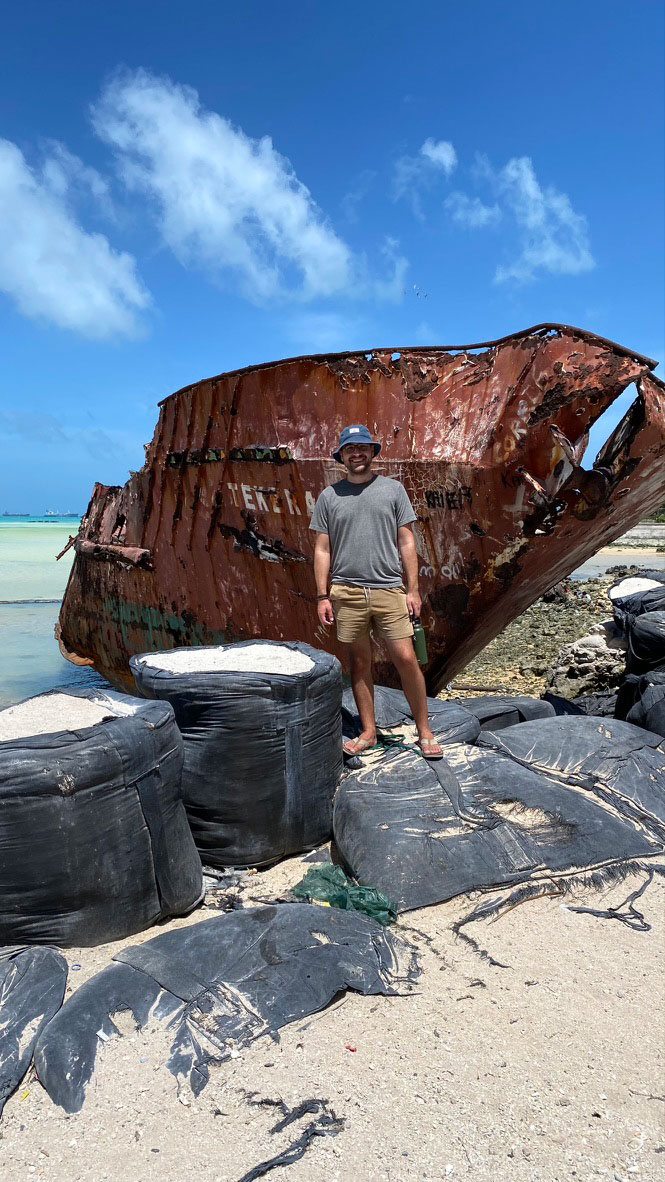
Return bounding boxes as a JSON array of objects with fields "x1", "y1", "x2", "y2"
[{"x1": 57, "y1": 325, "x2": 665, "y2": 695}]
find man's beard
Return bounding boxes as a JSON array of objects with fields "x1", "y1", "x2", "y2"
[{"x1": 345, "y1": 456, "x2": 372, "y2": 475}]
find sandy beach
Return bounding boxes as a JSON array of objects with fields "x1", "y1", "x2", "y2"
[{"x1": 2, "y1": 850, "x2": 663, "y2": 1182}]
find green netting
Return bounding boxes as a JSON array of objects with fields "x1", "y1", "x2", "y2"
[{"x1": 293, "y1": 864, "x2": 397, "y2": 926}]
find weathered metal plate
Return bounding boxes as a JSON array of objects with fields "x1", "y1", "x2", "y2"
[{"x1": 57, "y1": 324, "x2": 665, "y2": 694}]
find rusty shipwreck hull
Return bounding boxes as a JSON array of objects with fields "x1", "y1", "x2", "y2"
[{"x1": 57, "y1": 324, "x2": 665, "y2": 695}]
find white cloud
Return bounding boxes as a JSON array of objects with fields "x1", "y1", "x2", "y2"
[
  {"x1": 373, "y1": 237, "x2": 409, "y2": 303},
  {"x1": 92, "y1": 69, "x2": 354, "y2": 302},
  {"x1": 420, "y1": 138, "x2": 457, "y2": 175},
  {"x1": 493, "y1": 156, "x2": 594, "y2": 282},
  {"x1": 443, "y1": 154, "x2": 594, "y2": 283},
  {"x1": 0, "y1": 410, "x2": 68, "y2": 446},
  {"x1": 0, "y1": 139, "x2": 150, "y2": 338},
  {"x1": 393, "y1": 137, "x2": 457, "y2": 215},
  {"x1": 0, "y1": 409, "x2": 138, "y2": 460},
  {"x1": 445, "y1": 191, "x2": 501, "y2": 228},
  {"x1": 340, "y1": 168, "x2": 377, "y2": 223},
  {"x1": 40, "y1": 141, "x2": 111, "y2": 210}
]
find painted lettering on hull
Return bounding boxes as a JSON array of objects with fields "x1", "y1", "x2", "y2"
[{"x1": 226, "y1": 483, "x2": 317, "y2": 517}]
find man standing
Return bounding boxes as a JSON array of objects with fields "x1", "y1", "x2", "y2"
[{"x1": 310, "y1": 424, "x2": 443, "y2": 760}]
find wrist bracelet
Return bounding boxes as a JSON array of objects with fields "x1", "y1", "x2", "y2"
[{"x1": 317, "y1": 594, "x2": 330, "y2": 600}]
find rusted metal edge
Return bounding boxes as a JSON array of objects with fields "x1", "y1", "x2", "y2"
[
  {"x1": 75, "y1": 539, "x2": 153, "y2": 569},
  {"x1": 55, "y1": 534, "x2": 77, "y2": 562},
  {"x1": 157, "y1": 323, "x2": 660, "y2": 407},
  {"x1": 54, "y1": 619, "x2": 95, "y2": 667}
]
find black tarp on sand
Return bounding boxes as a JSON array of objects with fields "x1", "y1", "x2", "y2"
[
  {"x1": 0, "y1": 947, "x2": 67, "y2": 1117},
  {"x1": 33, "y1": 904, "x2": 417, "y2": 1113}
]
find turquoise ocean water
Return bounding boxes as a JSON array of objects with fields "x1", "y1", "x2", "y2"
[
  {"x1": 0, "y1": 517, "x2": 104, "y2": 708},
  {"x1": 1, "y1": 517, "x2": 663, "y2": 710}
]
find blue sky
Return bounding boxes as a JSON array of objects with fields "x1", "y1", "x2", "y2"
[{"x1": 0, "y1": 0, "x2": 663, "y2": 512}]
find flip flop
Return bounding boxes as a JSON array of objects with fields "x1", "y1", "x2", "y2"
[
  {"x1": 343, "y1": 737, "x2": 378, "y2": 757},
  {"x1": 417, "y1": 737, "x2": 444, "y2": 761}
]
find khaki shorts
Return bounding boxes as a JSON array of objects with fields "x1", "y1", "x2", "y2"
[{"x1": 329, "y1": 583, "x2": 414, "y2": 644}]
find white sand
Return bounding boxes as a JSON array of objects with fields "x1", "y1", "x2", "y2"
[
  {"x1": 0, "y1": 689, "x2": 143, "y2": 742},
  {"x1": 0, "y1": 693, "x2": 116, "y2": 742},
  {"x1": 608, "y1": 576, "x2": 662, "y2": 600},
  {"x1": 2, "y1": 852, "x2": 663, "y2": 1181},
  {"x1": 139, "y1": 643, "x2": 314, "y2": 676}
]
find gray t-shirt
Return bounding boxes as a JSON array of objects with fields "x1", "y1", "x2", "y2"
[{"x1": 310, "y1": 475, "x2": 417, "y2": 588}]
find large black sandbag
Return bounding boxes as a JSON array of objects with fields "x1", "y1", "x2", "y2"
[
  {"x1": 33, "y1": 903, "x2": 417, "y2": 1112},
  {"x1": 478, "y1": 717, "x2": 665, "y2": 839},
  {"x1": 626, "y1": 673, "x2": 665, "y2": 738},
  {"x1": 0, "y1": 688, "x2": 203, "y2": 947},
  {"x1": 0, "y1": 947, "x2": 68, "y2": 1117},
  {"x1": 545, "y1": 691, "x2": 618, "y2": 718},
  {"x1": 542, "y1": 692, "x2": 586, "y2": 716},
  {"x1": 611, "y1": 580, "x2": 665, "y2": 634},
  {"x1": 614, "y1": 675, "x2": 642, "y2": 720},
  {"x1": 341, "y1": 685, "x2": 553, "y2": 739},
  {"x1": 571, "y1": 692, "x2": 618, "y2": 717},
  {"x1": 333, "y1": 741, "x2": 663, "y2": 913},
  {"x1": 131, "y1": 642, "x2": 342, "y2": 868},
  {"x1": 626, "y1": 611, "x2": 665, "y2": 675},
  {"x1": 453, "y1": 694, "x2": 555, "y2": 731},
  {"x1": 341, "y1": 685, "x2": 479, "y2": 743}
]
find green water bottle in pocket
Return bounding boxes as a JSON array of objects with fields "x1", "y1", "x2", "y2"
[{"x1": 411, "y1": 616, "x2": 428, "y2": 666}]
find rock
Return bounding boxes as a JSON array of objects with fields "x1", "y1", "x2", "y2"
[
  {"x1": 449, "y1": 576, "x2": 625, "y2": 701},
  {"x1": 545, "y1": 621, "x2": 628, "y2": 700},
  {"x1": 542, "y1": 582, "x2": 572, "y2": 604},
  {"x1": 588, "y1": 620, "x2": 629, "y2": 651}
]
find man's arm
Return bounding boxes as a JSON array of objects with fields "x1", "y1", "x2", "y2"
[
  {"x1": 313, "y1": 531, "x2": 335, "y2": 625},
  {"x1": 398, "y1": 524, "x2": 422, "y2": 619}
]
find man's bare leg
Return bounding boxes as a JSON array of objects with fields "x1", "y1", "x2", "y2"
[
  {"x1": 384, "y1": 636, "x2": 441, "y2": 751},
  {"x1": 346, "y1": 635, "x2": 377, "y2": 750}
]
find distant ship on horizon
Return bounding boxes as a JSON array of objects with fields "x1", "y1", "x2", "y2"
[{"x1": 1, "y1": 510, "x2": 81, "y2": 518}]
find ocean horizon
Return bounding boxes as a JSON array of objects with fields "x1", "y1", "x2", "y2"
[{"x1": 1, "y1": 516, "x2": 664, "y2": 710}]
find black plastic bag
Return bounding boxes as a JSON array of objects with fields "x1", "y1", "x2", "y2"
[
  {"x1": 33, "y1": 904, "x2": 417, "y2": 1112},
  {"x1": 452, "y1": 694, "x2": 555, "y2": 731},
  {"x1": 333, "y1": 738, "x2": 664, "y2": 912},
  {"x1": 614, "y1": 675, "x2": 641, "y2": 721},
  {"x1": 341, "y1": 685, "x2": 552, "y2": 740},
  {"x1": 131, "y1": 642, "x2": 342, "y2": 868},
  {"x1": 626, "y1": 611, "x2": 665, "y2": 675},
  {"x1": 0, "y1": 688, "x2": 203, "y2": 947},
  {"x1": 0, "y1": 947, "x2": 68, "y2": 1116},
  {"x1": 341, "y1": 684, "x2": 479, "y2": 740},
  {"x1": 610, "y1": 577, "x2": 665, "y2": 634},
  {"x1": 542, "y1": 692, "x2": 586, "y2": 716},
  {"x1": 626, "y1": 672, "x2": 665, "y2": 738},
  {"x1": 571, "y1": 693, "x2": 618, "y2": 717}
]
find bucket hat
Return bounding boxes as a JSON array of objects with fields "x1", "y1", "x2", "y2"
[{"x1": 332, "y1": 424, "x2": 381, "y2": 463}]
